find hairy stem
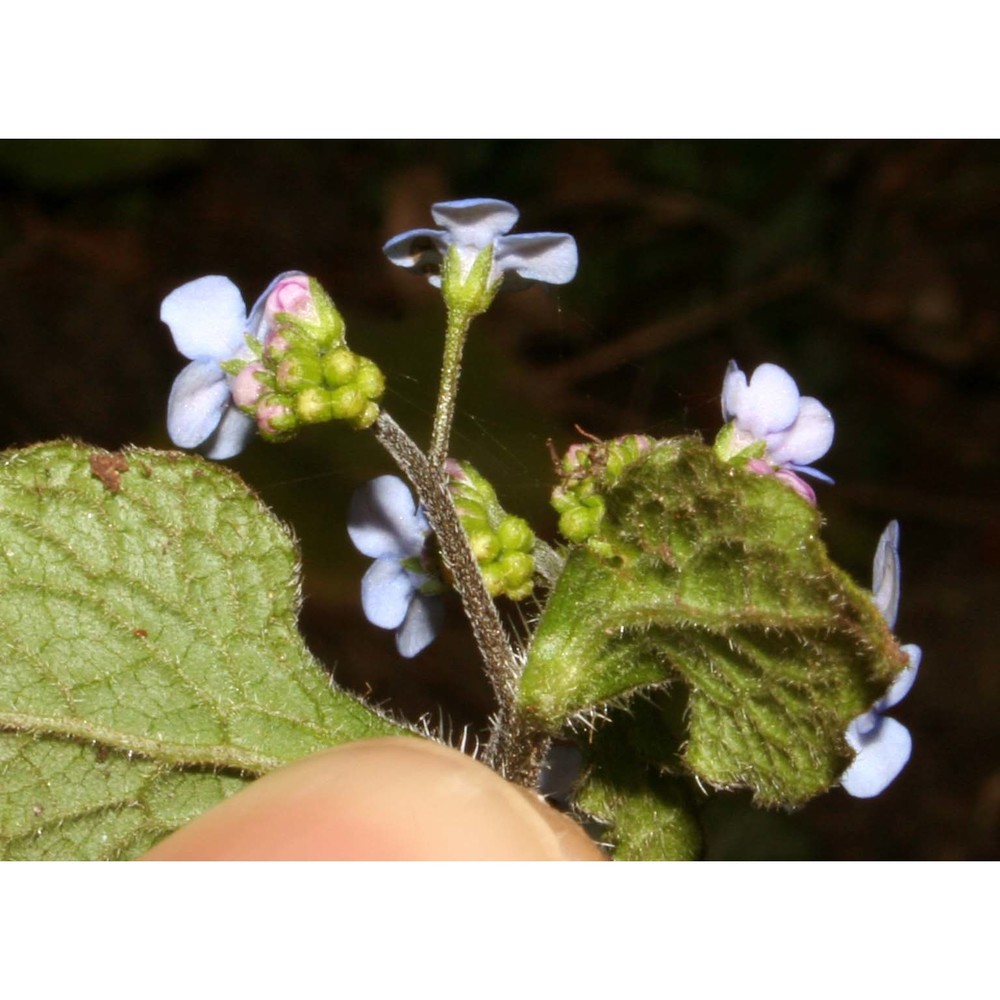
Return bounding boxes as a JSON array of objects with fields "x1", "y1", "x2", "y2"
[
  {"x1": 373, "y1": 411, "x2": 542, "y2": 784},
  {"x1": 429, "y1": 309, "x2": 471, "y2": 469}
]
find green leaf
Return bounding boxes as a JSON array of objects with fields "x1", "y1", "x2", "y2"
[
  {"x1": 520, "y1": 437, "x2": 907, "y2": 807},
  {"x1": 573, "y1": 695, "x2": 703, "y2": 861},
  {"x1": 0, "y1": 442, "x2": 407, "y2": 859}
]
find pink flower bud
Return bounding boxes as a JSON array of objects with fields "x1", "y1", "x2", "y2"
[
  {"x1": 231, "y1": 362, "x2": 266, "y2": 408},
  {"x1": 256, "y1": 398, "x2": 293, "y2": 436},
  {"x1": 263, "y1": 275, "x2": 318, "y2": 328},
  {"x1": 263, "y1": 330, "x2": 291, "y2": 362}
]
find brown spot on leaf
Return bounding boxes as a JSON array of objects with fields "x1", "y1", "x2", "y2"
[
  {"x1": 132, "y1": 628, "x2": 148, "y2": 638},
  {"x1": 89, "y1": 452, "x2": 130, "y2": 493}
]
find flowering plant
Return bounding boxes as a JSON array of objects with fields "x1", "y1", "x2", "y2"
[{"x1": 0, "y1": 196, "x2": 919, "y2": 860}]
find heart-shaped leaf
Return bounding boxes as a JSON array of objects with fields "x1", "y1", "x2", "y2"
[{"x1": 0, "y1": 442, "x2": 407, "y2": 859}]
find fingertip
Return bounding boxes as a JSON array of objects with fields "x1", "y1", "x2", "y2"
[{"x1": 141, "y1": 737, "x2": 606, "y2": 862}]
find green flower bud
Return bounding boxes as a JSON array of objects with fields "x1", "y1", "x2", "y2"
[
  {"x1": 322, "y1": 347, "x2": 359, "y2": 387},
  {"x1": 497, "y1": 515, "x2": 533, "y2": 553},
  {"x1": 328, "y1": 384, "x2": 365, "y2": 422},
  {"x1": 352, "y1": 401, "x2": 380, "y2": 430},
  {"x1": 355, "y1": 357, "x2": 386, "y2": 400},
  {"x1": 294, "y1": 387, "x2": 336, "y2": 425},
  {"x1": 558, "y1": 502, "x2": 605, "y2": 544},
  {"x1": 275, "y1": 350, "x2": 324, "y2": 393}
]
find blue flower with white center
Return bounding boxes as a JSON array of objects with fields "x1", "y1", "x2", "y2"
[
  {"x1": 382, "y1": 198, "x2": 578, "y2": 290},
  {"x1": 840, "y1": 521, "x2": 923, "y2": 798},
  {"x1": 160, "y1": 271, "x2": 302, "y2": 459},
  {"x1": 347, "y1": 475, "x2": 445, "y2": 659}
]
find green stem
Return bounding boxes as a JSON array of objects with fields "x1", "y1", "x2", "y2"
[{"x1": 429, "y1": 308, "x2": 472, "y2": 469}]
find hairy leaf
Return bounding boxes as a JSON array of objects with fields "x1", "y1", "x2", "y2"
[
  {"x1": 573, "y1": 696, "x2": 703, "y2": 861},
  {"x1": 521, "y1": 438, "x2": 907, "y2": 807},
  {"x1": 0, "y1": 442, "x2": 406, "y2": 859}
]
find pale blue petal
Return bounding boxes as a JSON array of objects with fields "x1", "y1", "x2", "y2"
[
  {"x1": 494, "y1": 233, "x2": 579, "y2": 285},
  {"x1": 841, "y1": 716, "x2": 912, "y2": 798},
  {"x1": 361, "y1": 557, "x2": 414, "y2": 630},
  {"x1": 721, "y1": 360, "x2": 748, "y2": 423},
  {"x1": 767, "y1": 397, "x2": 834, "y2": 467},
  {"x1": 348, "y1": 476, "x2": 428, "y2": 560},
  {"x1": 202, "y1": 404, "x2": 255, "y2": 460},
  {"x1": 786, "y1": 464, "x2": 834, "y2": 483},
  {"x1": 161, "y1": 276, "x2": 247, "y2": 361},
  {"x1": 246, "y1": 269, "x2": 307, "y2": 338},
  {"x1": 431, "y1": 198, "x2": 518, "y2": 247},
  {"x1": 382, "y1": 228, "x2": 451, "y2": 278},
  {"x1": 741, "y1": 363, "x2": 801, "y2": 438},
  {"x1": 872, "y1": 521, "x2": 901, "y2": 628},
  {"x1": 882, "y1": 645, "x2": 921, "y2": 710},
  {"x1": 395, "y1": 592, "x2": 444, "y2": 658},
  {"x1": 166, "y1": 360, "x2": 230, "y2": 448}
]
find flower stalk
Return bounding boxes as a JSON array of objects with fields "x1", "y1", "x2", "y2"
[{"x1": 429, "y1": 306, "x2": 474, "y2": 469}]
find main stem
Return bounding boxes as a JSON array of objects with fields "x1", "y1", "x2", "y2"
[{"x1": 373, "y1": 412, "x2": 545, "y2": 785}]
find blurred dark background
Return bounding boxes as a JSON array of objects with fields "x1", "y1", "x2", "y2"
[{"x1": 1, "y1": 139, "x2": 996, "y2": 859}]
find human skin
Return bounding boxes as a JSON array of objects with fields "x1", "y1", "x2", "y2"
[{"x1": 142, "y1": 736, "x2": 607, "y2": 861}]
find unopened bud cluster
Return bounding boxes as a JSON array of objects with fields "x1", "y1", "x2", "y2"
[
  {"x1": 227, "y1": 275, "x2": 384, "y2": 441},
  {"x1": 445, "y1": 459, "x2": 535, "y2": 600},
  {"x1": 551, "y1": 434, "x2": 654, "y2": 549}
]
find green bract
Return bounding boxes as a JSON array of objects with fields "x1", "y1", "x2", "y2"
[
  {"x1": 0, "y1": 442, "x2": 407, "y2": 860},
  {"x1": 521, "y1": 437, "x2": 909, "y2": 818}
]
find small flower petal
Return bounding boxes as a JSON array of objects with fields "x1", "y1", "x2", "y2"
[
  {"x1": 360, "y1": 557, "x2": 417, "y2": 630},
  {"x1": 395, "y1": 592, "x2": 445, "y2": 658},
  {"x1": 161, "y1": 276, "x2": 248, "y2": 361},
  {"x1": 841, "y1": 715, "x2": 913, "y2": 798},
  {"x1": 872, "y1": 520, "x2": 901, "y2": 628},
  {"x1": 766, "y1": 396, "x2": 835, "y2": 468},
  {"x1": 881, "y1": 644, "x2": 921, "y2": 710},
  {"x1": 731, "y1": 363, "x2": 801, "y2": 438},
  {"x1": 203, "y1": 404, "x2": 255, "y2": 460},
  {"x1": 382, "y1": 228, "x2": 451, "y2": 281},
  {"x1": 430, "y1": 198, "x2": 519, "y2": 245},
  {"x1": 166, "y1": 359, "x2": 233, "y2": 448},
  {"x1": 494, "y1": 233, "x2": 579, "y2": 285},
  {"x1": 347, "y1": 476, "x2": 429, "y2": 560}
]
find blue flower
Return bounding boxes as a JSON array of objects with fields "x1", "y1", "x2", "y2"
[
  {"x1": 722, "y1": 361, "x2": 835, "y2": 477},
  {"x1": 720, "y1": 361, "x2": 835, "y2": 503},
  {"x1": 160, "y1": 271, "x2": 302, "y2": 459},
  {"x1": 347, "y1": 476, "x2": 444, "y2": 658},
  {"x1": 382, "y1": 198, "x2": 578, "y2": 289},
  {"x1": 840, "y1": 521, "x2": 923, "y2": 798}
]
